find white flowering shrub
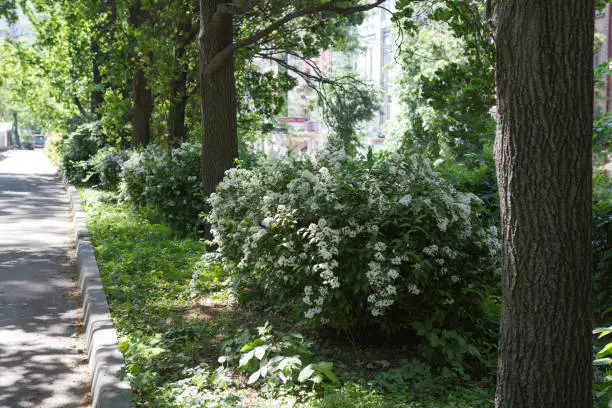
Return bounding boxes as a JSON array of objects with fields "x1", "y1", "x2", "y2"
[
  {"x1": 89, "y1": 147, "x2": 128, "y2": 189},
  {"x1": 207, "y1": 148, "x2": 500, "y2": 344},
  {"x1": 121, "y1": 143, "x2": 204, "y2": 234}
]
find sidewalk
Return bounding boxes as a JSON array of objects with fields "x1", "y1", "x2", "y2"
[{"x1": 0, "y1": 150, "x2": 88, "y2": 408}]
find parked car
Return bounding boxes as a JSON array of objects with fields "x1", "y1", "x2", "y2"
[{"x1": 32, "y1": 135, "x2": 45, "y2": 149}]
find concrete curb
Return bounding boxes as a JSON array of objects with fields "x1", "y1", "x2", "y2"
[{"x1": 63, "y1": 180, "x2": 134, "y2": 408}]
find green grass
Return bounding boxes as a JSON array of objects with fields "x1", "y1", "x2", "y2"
[{"x1": 80, "y1": 188, "x2": 494, "y2": 407}]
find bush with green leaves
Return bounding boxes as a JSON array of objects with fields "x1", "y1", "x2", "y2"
[
  {"x1": 56, "y1": 121, "x2": 105, "y2": 183},
  {"x1": 594, "y1": 323, "x2": 612, "y2": 408},
  {"x1": 88, "y1": 147, "x2": 128, "y2": 190},
  {"x1": 594, "y1": 113, "x2": 612, "y2": 166},
  {"x1": 594, "y1": 171, "x2": 612, "y2": 316},
  {"x1": 205, "y1": 148, "x2": 500, "y2": 363},
  {"x1": 217, "y1": 323, "x2": 337, "y2": 396},
  {"x1": 120, "y1": 143, "x2": 204, "y2": 234}
]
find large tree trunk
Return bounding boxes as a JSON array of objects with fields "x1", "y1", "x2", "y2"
[
  {"x1": 199, "y1": 0, "x2": 238, "y2": 196},
  {"x1": 129, "y1": 0, "x2": 153, "y2": 147},
  {"x1": 131, "y1": 65, "x2": 153, "y2": 147},
  {"x1": 167, "y1": 69, "x2": 188, "y2": 148},
  {"x1": 91, "y1": 36, "x2": 104, "y2": 116},
  {"x1": 168, "y1": 19, "x2": 194, "y2": 148},
  {"x1": 12, "y1": 112, "x2": 20, "y2": 148},
  {"x1": 494, "y1": 1, "x2": 594, "y2": 407}
]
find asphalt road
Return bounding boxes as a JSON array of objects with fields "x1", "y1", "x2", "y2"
[{"x1": 0, "y1": 150, "x2": 87, "y2": 408}]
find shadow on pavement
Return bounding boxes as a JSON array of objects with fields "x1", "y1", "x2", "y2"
[
  {"x1": 0, "y1": 167, "x2": 87, "y2": 408},
  {"x1": 0, "y1": 345, "x2": 86, "y2": 408}
]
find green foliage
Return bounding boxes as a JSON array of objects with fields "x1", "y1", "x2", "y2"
[
  {"x1": 0, "y1": 39, "x2": 74, "y2": 133},
  {"x1": 236, "y1": 66, "x2": 297, "y2": 144},
  {"x1": 594, "y1": 112, "x2": 612, "y2": 166},
  {"x1": 120, "y1": 143, "x2": 204, "y2": 235},
  {"x1": 89, "y1": 146, "x2": 127, "y2": 190},
  {"x1": 0, "y1": 1, "x2": 17, "y2": 22},
  {"x1": 316, "y1": 364, "x2": 493, "y2": 408},
  {"x1": 594, "y1": 322, "x2": 612, "y2": 407},
  {"x1": 82, "y1": 187, "x2": 496, "y2": 407},
  {"x1": 318, "y1": 77, "x2": 379, "y2": 155},
  {"x1": 80, "y1": 190, "x2": 217, "y2": 404},
  {"x1": 437, "y1": 142, "x2": 499, "y2": 224},
  {"x1": 594, "y1": 172, "x2": 612, "y2": 317},
  {"x1": 393, "y1": 1, "x2": 495, "y2": 160},
  {"x1": 55, "y1": 121, "x2": 105, "y2": 183},
  {"x1": 217, "y1": 323, "x2": 337, "y2": 396},
  {"x1": 207, "y1": 148, "x2": 500, "y2": 367}
]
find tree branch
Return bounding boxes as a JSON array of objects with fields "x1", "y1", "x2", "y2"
[
  {"x1": 202, "y1": 0, "x2": 388, "y2": 79},
  {"x1": 73, "y1": 96, "x2": 88, "y2": 118},
  {"x1": 256, "y1": 53, "x2": 334, "y2": 86},
  {"x1": 215, "y1": 0, "x2": 261, "y2": 16}
]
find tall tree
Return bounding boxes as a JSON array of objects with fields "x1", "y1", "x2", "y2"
[
  {"x1": 128, "y1": 0, "x2": 154, "y2": 147},
  {"x1": 198, "y1": 0, "x2": 387, "y2": 196},
  {"x1": 12, "y1": 111, "x2": 20, "y2": 148},
  {"x1": 493, "y1": 1, "x2": 594, "y2": 407},
  {"x1": 167, "y1": 10, "x2": 198, "y2": 147}
]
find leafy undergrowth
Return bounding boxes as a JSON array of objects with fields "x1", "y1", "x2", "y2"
[{"x1": 80, "y1": 188, "x2": 494, "y2": 407}]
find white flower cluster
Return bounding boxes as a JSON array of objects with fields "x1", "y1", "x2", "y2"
[
  {"x1": 206, "y1": 147, "x2": 500, "y2": 325},
  {"x1": 120, "y1": 143, "x2": 203, "y2": 230}
]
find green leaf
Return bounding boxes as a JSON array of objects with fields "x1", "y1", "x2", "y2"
[
  {"x1": 593, "y1": 357, "x2": 612, "y2": 366},
  {"x1": 298, "y1": 364, "x2": 315, "y2": 383},
  {"x1": 594, "y1": 326, "x2": 612, "y2": 338},
  {"x1": 254, "y1": 346, "x2": 267, "y2": 360},
  {"x1": 240, "y1": 337, "x2": 265, "y2": 352},
  {"x1": 247, "y1": 369, "x2": 261, "y2": 384},
  {"x1": 119, "y1": 341, "x2": 129, "y2": 353},
  {"x1": 278, "y1": 356, "x2": 301, "y2": 370},
  {"x1": 314, "y1": 362, "x2": 338, "y2": 383},
  {"x1": 239, "y1": 350, "x2": 255, "y2": 368},
  {"x1": 596, "y1": 343, "x2": 612, "y2": 359}
]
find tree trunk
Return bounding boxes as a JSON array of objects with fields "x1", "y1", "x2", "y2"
[
  {"x1": 494, "y1": 1, "x2": 594, "y2": 407},
  {"x1": 168, "y1": 19, "x2": 194, "y2": 148},
  {"x1": 91, "y1": 36, "x2": 104, "y2": 116},
  {"x1": 74, "y1": 96, "x2": 88, "y2": 118},
  {"x1": 128, "y1": 0, "x2": 153, "y2": 147},
  {"x1": 131, "y1": 65, "x2": 153, "y2": 147},
  {"x1": 12, "y1": 112, "x2": 20, "y2": 148},
  {"x1": 167, "y1": 70, "x2": 188, "y2": 148},
  {"x1": 199, "y1": 0, "x2": 238, "y2": 196}
]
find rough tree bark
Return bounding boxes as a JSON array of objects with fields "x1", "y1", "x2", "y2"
[
  {"x1": 168, "y1": 18, "x2": 196, "y2": 148},
  {"x1": 12, "y1": 112, "x2": 20, "y2": 148},
  {"x1": 91, "y1": 36, "x2": 104, "y2": 116},
  {"x1": 129, "y1": 0, "x2": 153, "y2": 147},
  {"x1": 199, "y1": 0, "x2": 238, "y2": 196},
  {"x1": 167, "y1": 60, "x2": 189, "y2": 148},
  {"x1": 131, "y1": 65, "x2": 153, "y2": 147},
  {"x1": 494, "y1": 1, "x2": 594, "y2": 407}
]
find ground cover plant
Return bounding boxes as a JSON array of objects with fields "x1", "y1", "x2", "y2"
[{"x1": 80, "y1": 188, "x2": 495, "y2": 407}]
